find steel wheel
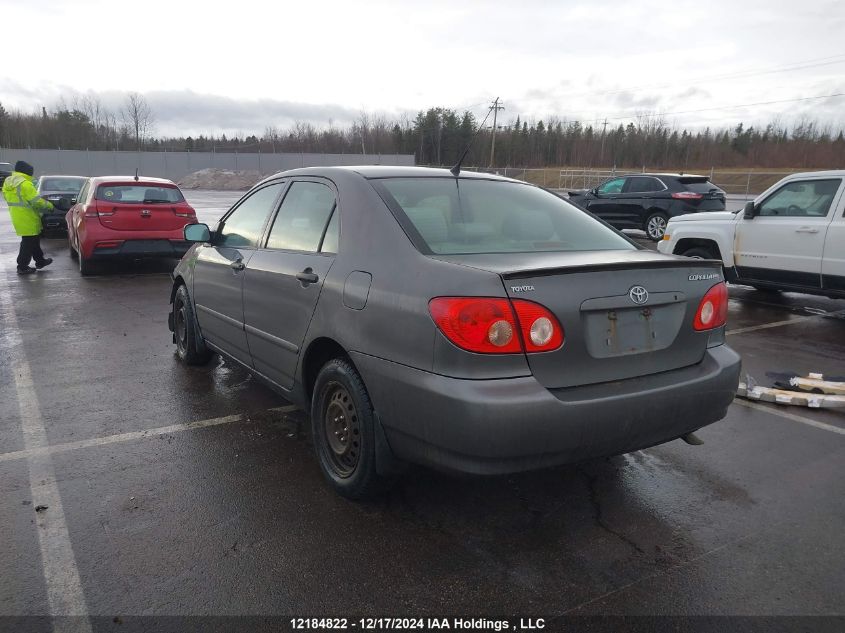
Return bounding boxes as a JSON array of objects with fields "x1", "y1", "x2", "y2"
[
  {"x1": 323, "y1": 382, "x2": 361, "y2": 477},
  {"x1": 646, "y1": 214, "x2": 668, "y2": 240},
  {"x1": 174, "y1": 298, "x2": 189, "y2": 356}
]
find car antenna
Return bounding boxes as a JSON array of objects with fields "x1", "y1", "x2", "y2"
[
  {"x1": 134, "y1": 168, "x2": 139, "y2": 182},
  {"x1": 450, "y1": 98, "x2": 497, "y2": 177}
]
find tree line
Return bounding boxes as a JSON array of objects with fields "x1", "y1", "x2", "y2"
[{"x1": 1, "y1": 94, "x2": 843, "y2": 169}]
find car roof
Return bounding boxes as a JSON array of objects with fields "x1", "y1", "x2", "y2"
[
  {"x1": 38, "y1": 174, "x2": 87, "y2": 180},
  {"x1": 261, "y1": 165, "x2": 518, "y2": 182},
  {"x1": 88, "y1": 176, "x2": 178, "y2": 186},
  {"x1": 621, "y1": 173, "x2": 708, "y2": 179}
]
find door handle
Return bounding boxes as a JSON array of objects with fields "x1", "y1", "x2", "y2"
[
  {"x1": 795, "y1": 227, "x2": 819, "y2": 233},
  {"x1": 230, "y1": 259, "x2": 245, "y2": 271},
  {"x1": 296, "y1": 269, "x2": 319, "y2": 285}
]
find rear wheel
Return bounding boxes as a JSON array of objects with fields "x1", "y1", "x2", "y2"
[
  {"x1": 644, "y1": 212, "x2": 669, "y2": 241},
  {"x1": 78, "y1": 249, "x2": 94, "y2": 275},
  {"x1": 311, "y1": 358, "x2": 387, "y2": 500},
  {"x1": 173, "y1": 284, "x2": 213, "y2": 365},
  {"x1": 68, "y1": 234, "x2": 78, "y2": 259}
]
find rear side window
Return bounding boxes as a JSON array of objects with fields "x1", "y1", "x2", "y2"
[
  {"x1": 266, "y1": 181, "x2": 336, "y2": 252},
  {"x1": 96, "y1": 185, "x2": 184, "y2": 203},
  {"x1": 373, "y1": 178, "x2": 635, "y2": 255},
  {"x1": 625, "y1": 176, "x2": 664, "y2": 193},
  {"x1": 40, "y1": 177, "x2": 85, "y2": 193}
]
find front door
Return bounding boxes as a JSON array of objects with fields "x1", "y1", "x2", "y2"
[
  {"x1": 192, "y1": 181, "x2": 286, "y2": 365},
  {"x1": 734, "y1": 177, "x2": 842, "y2": 290},
  {"x1": 585, "y1": 177, "x2": 628, "y2": 227},
  {"x1": 242, "y1": 179, "x2": 339, "y2": 389}
]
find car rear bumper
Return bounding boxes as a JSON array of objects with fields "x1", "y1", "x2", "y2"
[
  {"x1": 89, "y1": 239, "x2": 192, "y2": 259},
  {"x1": 351, "y1": 345, "x2": 741, "y2": 475}
]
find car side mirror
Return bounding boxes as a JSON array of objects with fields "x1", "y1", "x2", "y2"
[
  {"x1": 184, "y1": 223, "x2": 211, "y2": 242},
  {"x1": 591, "y1": 188, "x2": 599, "y2": 196},
  {"x1": 743, "y1": 201, "x2": 757, "y2": 219}
]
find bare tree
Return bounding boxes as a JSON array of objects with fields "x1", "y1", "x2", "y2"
[{"x1": 122, "y1": 92, "x2": 155, "y2": 151}]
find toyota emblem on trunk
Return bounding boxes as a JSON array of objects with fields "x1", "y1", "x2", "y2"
[{"x1": 629, "y1": 286, "x2": 649, "y2": 304}]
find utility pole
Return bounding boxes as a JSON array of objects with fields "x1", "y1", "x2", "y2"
[
  {"x1": 599, "y1": 118, "x2": 608, "y2": 166},
  {"x1": 488, "y1": 97, "x2": 505, "y2": 167}
]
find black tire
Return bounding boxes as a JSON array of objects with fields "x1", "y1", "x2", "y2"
[
  {"x1": 311, "y1": 358, "x2": 388, "y2": 500},
  {"x1": 68, "y1": 233, "x2": 78, "y2": 260},
  {"x1": 173, "y1": 284, "x2": 213, "y2": 365},
  {"x1": 78, "y1": 249, "x2": 94, "y2": 275},
  {"x1": 680, "y1": 246, "x2": 717, "y2": 260},
  {"x1": 644, "y1": 212, "x2": 669, "y2": 241}
]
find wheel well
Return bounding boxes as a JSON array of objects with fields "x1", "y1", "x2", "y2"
[
  {"x1": 302, "y1": 337, "x2": 351, "y2": 402},
  {"x1": 674, "y1": 238, "x2": 721, "y2": 259},
  {"x1": 170, "y1": 276, "x2": 185, "y2": 303}
]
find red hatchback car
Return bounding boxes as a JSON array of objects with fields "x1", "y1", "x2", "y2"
[{"x1": 66, "y1": 176, "x2": 197, "y2": 274}]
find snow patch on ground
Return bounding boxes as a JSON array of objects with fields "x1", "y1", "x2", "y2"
[{"x1": 178, "y1": 168, "x2": 268, "y2": 191}]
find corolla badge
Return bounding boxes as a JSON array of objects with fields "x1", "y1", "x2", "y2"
[{"x1": 629, "y1": 286, "x2": 649, "y2": 304}]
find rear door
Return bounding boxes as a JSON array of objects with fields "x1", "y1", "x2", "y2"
[
  {"x1": 623, "y1": 176, "x2": 664, "y2": 227},
  {"x1": 192, "y1": 181, "x2": 286, "y2": 365},
  {"x1": 821, "y1": 186, "x2": 845, "y2": 293},
  {"x1": 584, "y1": 177, "x2": 628, "y2": 227},
  {"x1": 734, "y1": 177, "x2": 842, "y2": 289},
  {"x1": 242, "y1": 179, "x2": 339, "y2": 389}
]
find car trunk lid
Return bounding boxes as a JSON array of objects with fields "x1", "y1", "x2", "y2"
[
  {"x1": 94, "y1": 183, "x2": 193, "y2": 231},
  {"x1": 433, "y1": 250, "x2": 724, "y2": 389}
]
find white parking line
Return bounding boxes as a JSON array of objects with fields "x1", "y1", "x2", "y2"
[
  {"x1": 0, "y1": 281, "x2": 92, "y2": 631},
  {"x1": 726, "y1": 310, "x2": 845, "y2": 336},
  {"x1": 733, "y1": 398, "x2": 845, "y2": 435},
  {"x1": 0, "y1": 405, "x2": 300, "y2": 464}
]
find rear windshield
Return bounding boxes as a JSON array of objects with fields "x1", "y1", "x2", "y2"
[
  {"x1": 373, "y1": 178, "x2": 635, "y2": 255},
  {"x1": 677, "y1": 177, "x2": 718, "y2": 193},
  {"x1": 40, "y1": 177, "x2": 85, "y2": 193},
  {"x1": 95, "y1": 185, "x2": 184, "y2": 203}
]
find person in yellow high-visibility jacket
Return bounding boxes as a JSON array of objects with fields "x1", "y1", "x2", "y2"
[{"x1": 2, "y1": 161, "x2": 54, "y2": 274}]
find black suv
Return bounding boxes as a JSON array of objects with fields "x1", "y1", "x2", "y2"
[{"x1": 567, "y1": 173, "x2": 726, "y2": 240}]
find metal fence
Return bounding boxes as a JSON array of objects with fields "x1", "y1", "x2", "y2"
[
  {"x1": 447, "y1": 166, "x2": 799, "y2": 198},
  {"x1": 557, "y1": 167, "x2": 803, "y2": 199},
  {"x1": 0, "y1": 148, "x2": 415, "y2": 182}
]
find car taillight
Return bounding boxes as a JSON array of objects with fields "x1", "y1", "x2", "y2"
[
  {"x1": 84, "y1": 205, "x2": 100, "y2": 218},
  {"x1": 429, "y1": 297, "x2": 521, "y2": 354},
  {"x1": 511, "y1": 299, "x2": 564, "y2": 352},
  {"x1": 693, "y1": 282, "x2": 728, "y2": 331},
  {"x1": 428, "y1": 297, "x2": 564, "y2": 354},
  {"x1": 671, "y1": 191, "x2": 704, "y2": 200},
  {"x1": 173, "y1": 206, "x2": 196, "y2": 218}
]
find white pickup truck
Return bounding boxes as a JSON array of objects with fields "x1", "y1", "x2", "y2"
[{"x1": 658, "y1": 170, "x2": 845, "y2": 299}]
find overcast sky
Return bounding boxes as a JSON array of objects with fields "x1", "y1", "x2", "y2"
[{"x1": 2, "y1": 0, "x2": 844, "y2": 137}]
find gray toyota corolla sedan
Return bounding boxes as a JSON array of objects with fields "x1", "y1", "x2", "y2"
[{"x1": 168, "y1": 166, "x2": 741, "y2": 499}]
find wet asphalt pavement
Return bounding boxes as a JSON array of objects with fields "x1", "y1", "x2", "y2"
[{"x1": 0, "y1": 191, "x2": 843, "y2": 629}]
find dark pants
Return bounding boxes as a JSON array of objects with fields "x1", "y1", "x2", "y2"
[{"x1": 17, "y1": 235, "x2": 46, "y2": 270}]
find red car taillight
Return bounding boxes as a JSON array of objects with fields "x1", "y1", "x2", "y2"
[
  {"x1": 693, "y1": 282, "x2": 729, "y2": 331},
  {"x1": 428, "y1": 297, "x2": 564, "y2": 354},
  {"x1": 511, "y1": 299, "x2": 565, "y2": 352},
  {"x1": 173, "y1": 205, "x2": 196, "y2": 218},
  {"x1": 671, "y1": 191, "x2": 704, "y2": 200}
]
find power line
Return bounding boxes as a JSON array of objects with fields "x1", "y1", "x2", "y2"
[
  {"x1": 563, "y1": 53, "x2": 845, "y2": 100},
  {"x1": 597, "y1": 92, "x2": 845, "y2": 124}
]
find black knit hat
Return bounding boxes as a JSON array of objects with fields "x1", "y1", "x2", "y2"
[{"x1": 14, "y1": 160, "x2": 34, "y2": 176}]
